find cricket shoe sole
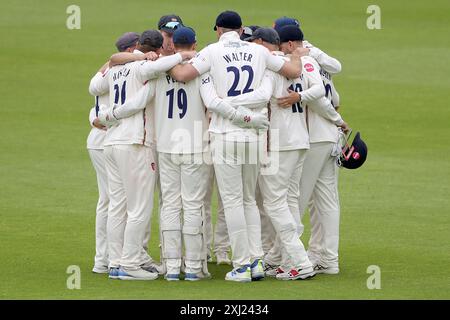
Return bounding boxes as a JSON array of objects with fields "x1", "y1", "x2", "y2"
[
  {"x1": 314, "y1": 264, "x2": 339, "y2": 275},
  {"x1": 118, "y1": 268, "x2": 158, "y2": 280},
  {"x1": 276, "y1": 267, "x2": 316, "y2": 281}
]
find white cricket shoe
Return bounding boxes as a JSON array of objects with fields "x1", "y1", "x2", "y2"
[
  {"x1": 164, "y1": 273, "x2": 180, "y2": 281},
  {"x1": 313, "y1": 264, "x2": 340, "y2": 275},
  {"x1": 216, "y1": 252, "x2": 231, "y2": 265},
  {"x1": 108, "y1": 267, "x2": 120, "y2": 279},
  {"x1": 250, "y1": 259, "x2": 265, "y2": 281},
  {"x1": 185, "y1": 271, "x2": 212, "y2": 281},
  {"x1": 92, "y1": 265, "x2": 109, "y2": 274},
  {"x1": 263, "y1": 263, "x2": 280, "y2": 277},
  {"x1": 141, "y1": 261, "x2": 165, "y2": 275},
  {"x1": 117, "y1": 267, "x2": 158, "y2": 280},
  {"x1": 276, "y1": 266, "x2": 316, "y2": 280},
  {"x1": 225, "y1": 265, "x2": 252, "y2": 283}
]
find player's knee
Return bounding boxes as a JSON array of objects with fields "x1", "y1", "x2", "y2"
[
  {"x1": 222, "y1": 199, "x2": 243, "y2": 210},
  {"x1": 263, "y1": 201, "x2": 286, "y2": 216},
  {"x1": 278, "y1": 222, "x2": 297, "y2": 235}
]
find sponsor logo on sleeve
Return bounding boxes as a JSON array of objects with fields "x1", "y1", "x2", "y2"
[{"x1": 305, "y1": 63, "x2": 314, "y2": 72}]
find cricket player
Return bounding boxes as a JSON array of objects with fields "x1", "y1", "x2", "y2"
[
  {"x1": 87, "y1": 32, "x2": 140, "y2": 274},
  {"x1": 90, "y1": 30, "x2": 195, "y2": 280},
  {"x1": 158, "y1": 14, "x2": 183, "y2": 56},
  {"x1": 87, "y1": 102, "x2": 109, "y2": 274},
  {"x1": 276, "y1": 25, "x2": 348, "y2": 275},
  {"x1": 169, "y1": 10, "x2": 306, "y2": 282}
]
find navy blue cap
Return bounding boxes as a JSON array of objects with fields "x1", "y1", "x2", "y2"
[
  {"x1": 273, "y1": 16, "x2": 300, "y2": 32},
  {"x1": 214, "y1": 10, "x2": 242, "y2": 31},
  {"x1": 158, "y1": 14, "x2": 183, "y2": 34},
  {"x1": 173, "y1": 27, "x2": 196, "y2": 45},
  {"x1": 115, "y1": 32, "x2": 140, "y2": 52},
  {"x1": 278, "y1": 25, "x2": 304, "y2": 43}
]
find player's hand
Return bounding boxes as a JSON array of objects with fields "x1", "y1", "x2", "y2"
[
  {"x1": 292, "y1": 47, "x2": 310, "y2": 58},
  {"x1": 93, "y1": 118, "x2": 106, "y2": 130},
  {"x1": 231, "y1": 106, "x2": 269, "y2": 130},
  {"x1": 144, "y1": 51, "x2": 159, "y2": 61},
  {"x1": 180, "y1": 51, "x2": 197, "y2": 61},
  {"x1": 98, "y1": 104, "x2": 119, "y2": 128},
  {"x1": 339, "y1": 121, "x2": 350, "y2": 133},
  {"x1": 278, "y1": 89, "x2": 301, "y2": 108}
]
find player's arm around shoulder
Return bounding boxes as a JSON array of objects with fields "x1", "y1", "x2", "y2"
[
  {"x1": 170, "y1": 46, "x2": 211, "y2": 83},
  {"x1": 300, "y1": 56, "x2": 326, "y2": 101},
  {"x1": 274, "y1": 46, "x2": 309, "y2": 79},
  {"x1": 139, "y1": 52, "x2": 197, "y2": 82},
  {"x1": 109, "y1": 51, "x2": 154, "y2": 67},
  {"x1": 305, "y1": 40, "x2": 342, "y2": 74}
]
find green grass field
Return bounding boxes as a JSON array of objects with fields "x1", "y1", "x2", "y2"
[{"x1": 1, "y1": 0, "x2": 449, "y2": 299}]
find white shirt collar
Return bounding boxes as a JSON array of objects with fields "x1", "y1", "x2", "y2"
[
  {"x1": 133, "y1": 49, "x2": 144, "y2": 54},
  {"x1": 219, "y1": 31, "x2": 240, "y2": 42}
]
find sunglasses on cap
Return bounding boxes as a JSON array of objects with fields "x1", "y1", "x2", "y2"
[
  {"x1": 163, "y1": 21, "x2": 181, "y2": 29},
  {"x1": 243, "y1": 26, "x2": 254, "y2": 36}
]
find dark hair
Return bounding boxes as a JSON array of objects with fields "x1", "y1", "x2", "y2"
[{"x1": 138, "y1": 43, "x2": 160, "y2": 53}]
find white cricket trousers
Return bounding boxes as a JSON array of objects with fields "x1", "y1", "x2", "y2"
[
  {"x1": 204, "y1": 167, "x2": 230, "y2": 255},
  {"x1": 88, "y1": 149, "x2": 109, "y2": 268},
  {"x1": 142, "y1": 144, "x2": 159, "y2": 254},
  {"x1": 158, "y1": 152, "x2": 210, "y2": 274},
  {"x1": 259, "y1": 149, "x2": 312, "y2": 269},
  {"x1": 104, "y1": 144, "x2": 156, "y2": 270},
  {"x1": 211, "y1": 134, "x2": 264, "y2": 268},
  {"x1": 298, "y1": 142, "x2": 340, "y2": 269},
  {"x1": 256, "y1": 183, "x2": 276, "y2": 255}
]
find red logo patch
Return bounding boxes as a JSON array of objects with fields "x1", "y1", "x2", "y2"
[
  {"x1": 243, "y1": 116, "x2": 251, "y2": 123},
  {"x1": 352, "y1": 152, "x2": 360, "y2": 160},
  {"x1": 305, "y1": 63, "x2": 314, "y2": 72}
]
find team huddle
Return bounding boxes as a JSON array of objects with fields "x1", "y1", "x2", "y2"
[{"x1": 86, "y1": 10, "x2": 367, "y2": 282}]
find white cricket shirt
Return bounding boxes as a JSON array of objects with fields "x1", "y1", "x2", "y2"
[{"x1": 191, "y1": 31, "x2": 285, "y2": 141}]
